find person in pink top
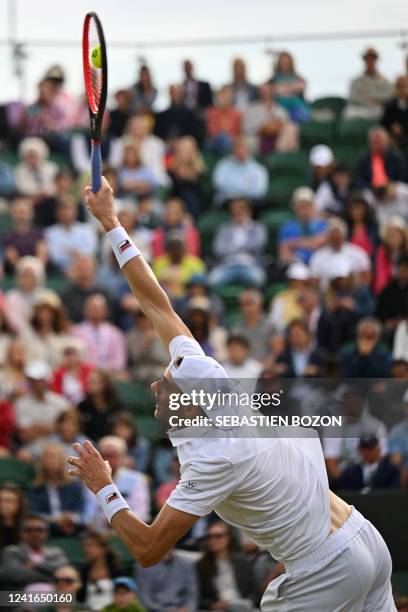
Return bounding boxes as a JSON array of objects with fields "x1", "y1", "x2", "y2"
[
  {"x1": 72, "y1": 294, "x2": 127, "y2": 373},
  {"x1": 374, "y1": 216, "x2": 408, "y2": 294},
  {"x1": 151, "y1": 197, "x2": 200, "y2": 258}
]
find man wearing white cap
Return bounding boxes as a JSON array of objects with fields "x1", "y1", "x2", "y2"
[
  {"x1": 278, "y1": 187, "x2": 327, "y2": 264},
  {"x1": 15, "y1": 360, "x2": 70, "y2": 445},
  {"x1": 68, "y1": 178, "x2": 396, "y2": 611}
]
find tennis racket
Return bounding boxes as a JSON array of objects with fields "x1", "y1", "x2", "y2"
[{"x1": 82, "y1": 12, "x2": 108, "y2": 193}]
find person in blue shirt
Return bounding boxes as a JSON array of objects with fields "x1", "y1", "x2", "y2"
[{"x1": 278, "y1": 186, "x2": 327, "y2": 264}]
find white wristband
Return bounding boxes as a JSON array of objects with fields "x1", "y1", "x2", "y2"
[
  {"x1": 107, "y1": 226, "x2": 141, "y2": 269},
  {"x1": 96, "y1": 484, "x2": 130, "y2": 524}
]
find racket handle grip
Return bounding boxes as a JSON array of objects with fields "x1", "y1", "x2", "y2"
[{"x1": 91, "y1": 140, "x2": 102, "y2": 193}]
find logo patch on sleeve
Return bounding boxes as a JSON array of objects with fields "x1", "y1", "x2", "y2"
[
  {"x1": 182, "y1": 480, "x2": 201, "y2": 492},
  {"x1": 105, "y1": 491, "x2": 119, "y2": 503},
  {"x1": 118, "y1": 239, "x2": 131, "y2": 254}
]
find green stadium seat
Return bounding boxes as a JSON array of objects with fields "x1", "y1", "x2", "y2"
[
  {"x1": 336, "y1": 118, "x2": 376, "y2": 143},
  {"x1": 197, "y1": 210, "x2": 229, "y2": 257},
  {"x1": 392, "y1": 571, "x2": 408, "y2": 597},
  {"x1": 266, "y1": 175, "x2": 305, "y2": 207},
  {"x1": 263, "y1": 151, "x2": 309, "y2": 177},
  {"x1": 110, "y1": 536, "x2": 135, "y2": 574},
  {"x1": 260, "y1": 209, "x2": 295, "y2": 256},
  {"x1": 0, "y1": 213, "x2": 12, "y2": 232},
  {"x1": 115, "y1": 381, "x2": 154, "y2": 414},
  {"x1": 331, "y1": 143, "x2": 366, "y2": 167},
  {"x1": 265, "y1": 282, "x2": 288, "y2": 303},
  {"x1": 0, "y1": 458, "x2": 35, "y2": 488},
  {"x1": 49, "y1": 537, "x2": 84, "y2": 566},
  {"x1": 310, "y1": 96, "x2": 347, "y2": 122},
  {"x1": 299, "y1": 120, "x2": 336, "y2": 146},
  {"x1": 133, "y1": 416, "x2": 160, "y2": 440}
]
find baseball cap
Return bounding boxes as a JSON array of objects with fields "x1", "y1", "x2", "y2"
[
  {"x1": 363, "y1": 47, "x2": 379, "y2": 59},
  {"x1": 309, "y1": 145, "x2": 334, "y2": 167},
  {"x1": 358, "y1": 435, "x2": 379, "y2": 449},
  {"x1": 287, "y1": 262, "x2": 311, "y2": 281},
  {"x1": 292, "y1": 186, "x2": 314, "y2": 206},
  {"x1": 113, "y1": 577, "x2": 138, "y2": 592},
  {"x1": 25, "y1": 360, "x2": 51, "y2": 381}
]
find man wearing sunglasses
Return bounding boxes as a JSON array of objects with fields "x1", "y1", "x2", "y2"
[
  {"x1": 68, "y1": 178, "x2": 396, "y2": 611},
  {"x1": 0, "y1": 514, "x2": 68, "y2": 587}
]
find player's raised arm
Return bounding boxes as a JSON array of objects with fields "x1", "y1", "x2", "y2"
[{"x1": 84, "y1": 178, "x2": 192, "y2": 347}]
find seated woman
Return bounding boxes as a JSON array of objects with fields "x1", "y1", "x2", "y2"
[
  {"x1": 374, "y1": 215, "x2": 408, "y2": 294},
  {"x1": 346, "y1": 192, "x2": 378, "y2": 257},
  {"x1": 48, "y1": 408, "x2": 87, "y2": 459},
  {"x1": 14, "y1": 137, "x2": 58, "y2": 199},
  {"x1": 77, "y1": 369, "x2": 123, "y2": 441},
  {"x1": 27, "y1": 442, "x2": 85, "y2": 536},
  {"x1": 117, "y1": 138, "x2": 159, "y2": 199},
  {"x1": 167, "y1": 137, "x2": 207, "y2": 219},
  {"x1": 151, "y1": 197, "x2": 200, "y2": 257},
  {"x1": 19, "y1": 289, "x2": 71, "y2": 368},
  {"x1": 78, "y1": 529, "x2": 123, "y2": 612},
  {"x1": 4, "y1": 256, "x2": 45, "y2": 333},
  {"x1": 196, "y1": 520, "x2": 257, "y2": 612},
  {"x1": 269, "y1": 51, "x2": 310, "y2": 122},
  {"x1": 205, "y1": 85, "x2": 242, "y2": 155},
  {"x1": 0, "y1": 484, "x2": 27, "y2": 550},
  {"x1": 0, "y1": 337, "x2": 28, "y2": 401}
]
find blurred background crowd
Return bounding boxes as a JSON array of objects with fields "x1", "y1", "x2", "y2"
[{"x1": 0, "y1": 45, "x2": 407, "y2": 611}]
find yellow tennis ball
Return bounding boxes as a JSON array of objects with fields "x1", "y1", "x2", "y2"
[{"x1": 91, "y1": 45, "x2": 102, "y2": 69}]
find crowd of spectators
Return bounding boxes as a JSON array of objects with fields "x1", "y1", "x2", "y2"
[{"x1": 0, "y1": 46, "x2": 407, "y2": 610}]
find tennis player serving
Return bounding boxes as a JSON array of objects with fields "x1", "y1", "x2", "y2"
[{"x1": 68, "y1": 178, "x2": 395, "y2": 611}]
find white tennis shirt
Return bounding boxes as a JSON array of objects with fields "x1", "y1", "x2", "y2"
[{"x1": 166, "y1": 336, "x2": 331, "y2": 564}]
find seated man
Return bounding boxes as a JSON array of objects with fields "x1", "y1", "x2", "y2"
[
  {"x1": 0, "y1": 514, "x2": 68, "y2": 587},
  {"x1": 137, "y1": 549, "x2": 198, "y2": 612},
  {"x1": 309, "y1": 217, "x2": 371, "y2": 290},
  {"x1": 213, "y1": 136, "x2": 268, "y2": 203},
  {"x1": 221, "y1": 334, "x2": 263, "y2": 384},
  {"x1": 232, "y1": 289, "x2": 275, "y2": 360},
  {"x1": 354, "y1": 126, "x2": 407, "y2": 190},
  {"x1": 84, "y1": 436, "x2": 151, "y2": 530},
  {"x1": 45, "y1": 196, "x2": 97, "y2": 272},
  {"x1": 338, "y1": 436, "x2": 400, "y2": 491},
  {"x1": 72, "y1": 294, "x2": 127, "y2": 372},
  {"x1": 154, "y1": 84, "x2": 202, "y2": 144},
  {"x1": 103, "y1": 577, "x2": 146, "y2": 612},
  {"x1": 278, "y1": 187, "x2": 327, "y2": 264},
  {"x1": 15, "y1": 360, "x2": 70, "y2": 448},
  {"x1": 345, "y1": 47, "x2": 393, "y2": 119},
  {"x1": 243, "y1": 83, "x2": 299, "y2": 155},
  {"x1": 389, "y1": 388, "x2": 408, "y2": 488},
  {"x1": 205, "y1": 85, "x2": 242, "y2": 155},
  {"x1": 68, "y1": 176, "x2": 396, "y2": 612},
  {"x1": 339, "y1": 317, "x2": 391, "y2": 378},
  {"x1": 382, "y1": 75, "x2": 408, "y2": 150},
  {"x1": 3, "y1": 197, "x2": 47, "y2": 276},
  {"x1": 209, "y1": 198, "x2": 267, "y2": 288}
]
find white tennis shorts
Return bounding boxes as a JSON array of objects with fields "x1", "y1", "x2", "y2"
[{"x1": 261, "y1": 508, "x2": 396, "y2": 612}]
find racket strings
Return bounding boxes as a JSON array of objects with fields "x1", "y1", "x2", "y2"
[{"x1": 87, "y1": 20, "x2": 103, "y2": 110}]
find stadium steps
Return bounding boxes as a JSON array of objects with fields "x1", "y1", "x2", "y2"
[{"x1": 0, "y1": 458, "x2": 35, "y2": 488}]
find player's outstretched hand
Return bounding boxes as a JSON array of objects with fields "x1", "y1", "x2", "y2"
[
  {"x1": 67, "y1": 440, "x2": 113, "y2": 494},
  {"x1": 84, "y1": 176, "x2": 119, "y2": 232}
]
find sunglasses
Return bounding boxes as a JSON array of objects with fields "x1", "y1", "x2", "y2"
[
  {"x1": 24, "y1": 526, "x2": 47, "y2": 533},
  {"x1": 55, "y1": 577, "x2": 75, "y2": 585}
]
